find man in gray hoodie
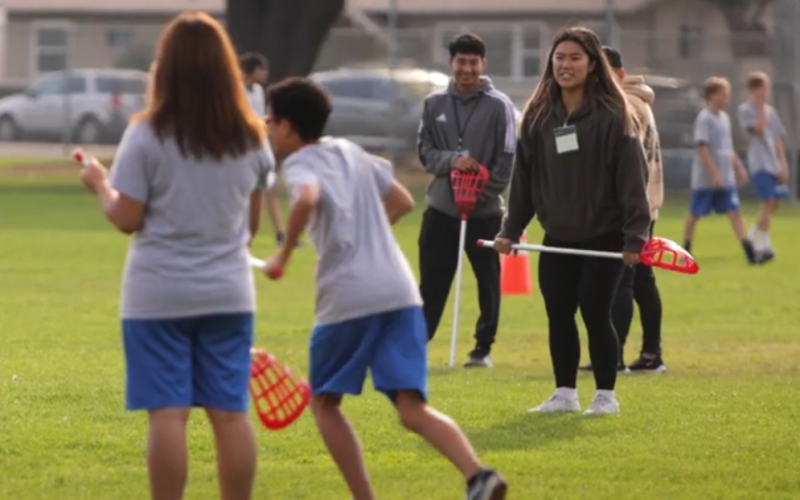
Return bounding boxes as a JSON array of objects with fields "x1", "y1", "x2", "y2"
[{"x1": 416, "y1": 33, "x2": 517, "y2": 368}]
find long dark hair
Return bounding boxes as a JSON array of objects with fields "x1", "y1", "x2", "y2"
[
  {"x1": 133, "y1": 11, "x2": 266, "y2": 160},
  {"x1": 522, "y1": 27, "x2": 636, "y2": 136}
]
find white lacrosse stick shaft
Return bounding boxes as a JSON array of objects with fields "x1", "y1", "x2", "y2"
[
  {"x1": 449, "y1": 217, "x2": 468, "y2": 368},
  {"x1": 477, "y1": 239, "x2": 623, "y2": 259},
  {"x1": 249, "y1": 256, "x2": 266, "y2": 269}
]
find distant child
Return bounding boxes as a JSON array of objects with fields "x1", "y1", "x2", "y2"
[
  {"x1": 683, "y1": 76, "x2": 759, "y2": 264},
  {"x1": 737, "y1": 71, "x2": 790, "y2": 261},
  {"x1": 260, "y1": 77, "x2": 508, "y2": 500}
]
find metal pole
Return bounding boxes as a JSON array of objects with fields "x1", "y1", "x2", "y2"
[
  {"x1": 605, "y1": 0, "x2": 618, "y2": 47},
  {"x1": 387, "y1": 0, "x2": 398, "y2": 165},
  {"x1": 792, "y1": 0, "x2": 800, "y2": 202}
]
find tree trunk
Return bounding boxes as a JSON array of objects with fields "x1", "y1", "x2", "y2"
[{"x1": 226, "y1": 0, "x2": 346, "y2": 84}]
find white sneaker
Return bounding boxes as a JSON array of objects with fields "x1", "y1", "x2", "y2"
[
  {"x1": 583, "y1": 393, "x2": 620, "y2": 416},
  {"x1": 528, "y1": 392, "x2": 581, "y2": 413}
]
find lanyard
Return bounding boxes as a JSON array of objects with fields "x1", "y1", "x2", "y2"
[{"x1": 451, "y1": 94, "x2": 483, "y2": 150}]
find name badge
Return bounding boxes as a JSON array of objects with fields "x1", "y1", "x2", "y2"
[
  {"x1": 555, "y1": 125, "x2": 579, "y2": 154},
  {"x1": 459, "y1": 149, "x2": 470, "y2": 158}
]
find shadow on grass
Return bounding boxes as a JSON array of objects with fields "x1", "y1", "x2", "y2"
[{"x1": 467, "y1": 411, "x2": 606, "y2": 451}]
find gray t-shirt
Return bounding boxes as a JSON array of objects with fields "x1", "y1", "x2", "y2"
[
  {"x1": 691, "y1": 108, "x2": 736, "y2": 190},
  {"x1": 737, "y1": 102, "x2": 786, "y2": 175},
  {"x1": 283, "y1": 138, "x2": 422, "y2": 326},
  {"x1": 110, "y1": 121, "x2": 274, "y2": 319}
]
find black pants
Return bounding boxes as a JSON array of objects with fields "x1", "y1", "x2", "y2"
[
  {"x1": 538, "y1": 233, "x2": 625, "y2": 390},
  {"x1": 611, "y1": 222, "x2": 663, "y2": 356},
  {"x1": 418, "y1": 208, "x2": 501, "y2": 348}
]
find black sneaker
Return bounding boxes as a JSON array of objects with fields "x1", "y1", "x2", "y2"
[
  {"x1": 579, "y1": 362, "x2": 630, "y2": 373},
  {"x1": 467, "y1": 468, "x2": 507, "y2": 500},
  {"x1": 628, "y1": 356, "x2": 667, "y2": 373},
  {"x1": 464, "y1": 346, "x2": 493, "y2": 368}
]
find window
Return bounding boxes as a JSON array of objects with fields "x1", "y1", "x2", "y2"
[
  {"x1": 31, "y1": 23, "x2": 71, "y2": 75},
  {"x1": 679, "y1": 25, "x2": 704, "y2": 59},
  {"x1": 96, "y1": 77, "x2": 147, "y2": 94},
  {"x1": 30, "y1": 75, "x2": 66, "y2": 96},
  {"x1": 435, "y1": 23, "x2": 547, "y2": 80},
  {"x1": 106, "y1": 27, "x2": 135, "y2": 49}
]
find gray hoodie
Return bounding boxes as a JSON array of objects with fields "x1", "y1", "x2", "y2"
[{"x1": 416, "y1": 77, "x2": 517, "y2": 218}]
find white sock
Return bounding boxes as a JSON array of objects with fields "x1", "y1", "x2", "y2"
[
  {"x1": 748, "y1": 225, "x2": 758, "y2": 241},
  {"x1": 555, "y1": 387, "x2": 577, "y2": 399},
  {"x1": 755, "y1": 229, "x2": 770, "y2": 251},
  {"x1": 596, "y1": 389, "x2": 616, "y2": 400}
]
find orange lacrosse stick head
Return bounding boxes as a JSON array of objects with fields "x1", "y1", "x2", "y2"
[
  {"x1": 640, "y1": 237, "x2": 699, "y2": 275},
  {"x1": 249, "y1": 348, "x2": 311, "y2": 431},
  {"x1": 450, "y1": 165, "x2": 490, "y2": 219}
]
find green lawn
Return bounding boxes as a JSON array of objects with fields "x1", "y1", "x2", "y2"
[{"x1": 1, "y1": 175, "x2": 800, "y2": 500}]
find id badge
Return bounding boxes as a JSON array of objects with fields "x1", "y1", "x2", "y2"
[
  {"x1": 459, "y1": 149, "x2": 470, "y2": 158},
  {"x1": 554, "y1": 125, "x2": 579, "y2": 154}
]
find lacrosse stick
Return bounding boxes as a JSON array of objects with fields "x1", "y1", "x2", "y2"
[
  {"x1": 477, "y1": 237, "x2": 700, "y2": 275},
  {"x1": 249, "y1": 347, "x2": 311, "y2": 430},
  {"x1": 448, "y1": 166, "x2": 491, "y2": 367}
]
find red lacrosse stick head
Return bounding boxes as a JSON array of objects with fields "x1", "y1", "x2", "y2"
[
  {"x1": 639, "y1": 237, "x2": 699, "y2": 274},
  {"x1": 249, "y1": 348, "x2": 311, "y2": 431},
  {"x1": 450, "y1": 165, "x2": 490, "y2": 219}
]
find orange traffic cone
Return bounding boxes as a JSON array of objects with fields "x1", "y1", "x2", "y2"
[{"x1": 500, "y1": 232, "x2": 532, "y2": 295}]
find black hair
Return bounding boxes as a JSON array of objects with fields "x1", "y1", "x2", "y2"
[
  {"x1": 267, "y1": 77, "x2": 331, "y2": 142},
  {"x1": 448, "y1": 33, "x2": 486, "y2": 58},
  {"x1": 239, "y1": 52, "x2": 268, "y2": 76},
  {"x1": 602, "y1": 46, "x2": 623, "y2": 70}
]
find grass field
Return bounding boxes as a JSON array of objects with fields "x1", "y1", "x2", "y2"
[{"x1": 2, "y1": 171, "x2": 800, "y2": 500}]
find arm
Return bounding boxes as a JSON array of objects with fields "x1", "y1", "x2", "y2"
[
  {"x1": 280, "y1": 183, "x2": 319, "y2": 263},
  {"x1": 416, "y1": 98, "x2": 459, "y2": 176},
  {"x1": 732, "y1": 152, "x2": 747, "y2": 177},
  {"x1": 615, "y1": 132, "x2": 652, "y2": 253},
  {"x1": 371, "y1": 156, "x2": 414, "y2": 225},
  {"x1": 101, "y1": 123, "x2": 148, "y2": 234},
  {"x1": 771, "y1": 110, "x2": 790, "y2": 175},
  {"x1": 698, "y1": 145, "x2": 720, "y2": 178},
  {"x1": 498, "y1": 139, "x2": 535, "y2": 242},
  {"x1": 248, "y1": 191, "x2": 263, "y2": 244},
  {"x1": 480, "y1": 99, "x2": 517, "y2": 202},
  {"x1": 90, "y1": 179, "x2": 146, "y2": 235}
]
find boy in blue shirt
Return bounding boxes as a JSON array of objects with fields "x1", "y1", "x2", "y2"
[
  {"x1": 737, "y1": 71, "x2": 790, "y2": 261},
  {"x1": 260, "y1": 77, "x2": 507, "y2": 500},
  {"x1": 682, "y1": 76, "x2": 759, "y2": 264}
]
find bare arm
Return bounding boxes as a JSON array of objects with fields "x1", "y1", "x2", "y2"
[
  {"x1": 279, "y1": 184, "x2": 319, "y2": 263},
  {"x1": 382, "y1": 181, "x2": 415, "y2": 225},
  {"x1": 93, "y1": 179, "x2": 146, "y2": 235},
  {"x1": 248, "y1": 191, "x2": 263, "y2": 245}
]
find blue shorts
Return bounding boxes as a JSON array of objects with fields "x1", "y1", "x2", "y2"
[
  {"x1": 309, "y1": 306, "x2": 428, "y2": 402},
  {"x1": 122, "y1": 312, "x2": 254, "y2": 412},
  {"x1": 752, "y1": 172, "x2": 789, "y2": 201},
  {"x1": 689, "y1": 188, "x2": 741, "y2": 217}
]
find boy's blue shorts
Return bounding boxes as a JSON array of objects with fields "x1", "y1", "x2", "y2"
[
  {"x1": 689, "y1": 187, "x2": 741, "y2": 217},
  {"x1": 309, "y1": 306, "x2": 428, "y2": 402},
  {"x1": 122, "y1": 312, "x2": 254, "y2": 412},
  {"x1": 752, "y1": 172, "x2": 789, "y2": 201}
]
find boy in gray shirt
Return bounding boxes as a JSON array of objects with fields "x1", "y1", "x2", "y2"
[
  {"x1": 259, "y1": 77, "x2": 507, "y2": 500},
  {"x1": 737, "y1": 71, "x2": 790, "y2": 261},
  {"x1": 683, "y1": 77, "x2": 759, "y2": 264}
]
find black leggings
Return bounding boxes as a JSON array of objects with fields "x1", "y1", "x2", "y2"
[
  {"x1": 612, "y1": 222, "x2": 663, "y2": 357},
  {"x1": 538, "y1": 233, "x2": 625, "y2": 390}
]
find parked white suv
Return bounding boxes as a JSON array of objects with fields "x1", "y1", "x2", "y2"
[{"x1": 0, "y1": 68, "x2": 148, "y2": 144}]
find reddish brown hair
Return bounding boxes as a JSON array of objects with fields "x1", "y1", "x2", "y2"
[{"x1": 134, "y1": 11, "x2": 266, "y2": 160}]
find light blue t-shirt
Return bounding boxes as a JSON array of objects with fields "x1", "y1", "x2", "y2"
[
  {"x1": 737, "y1": 102, "x2": 786, "y2": 175},
  {"x1": 110, "y1": 121, "x2": 275, "y2": 319},
  {"x1": 691, "y1": 108, "x2": 736, "y2": 190},
  {"x1": 283, "y1": 137, "x2": 422, "y2": 326}
]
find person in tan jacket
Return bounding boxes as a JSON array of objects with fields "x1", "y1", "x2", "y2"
[{"x1": 581, "y1": 47, "x2": 667, "y2": 374}]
